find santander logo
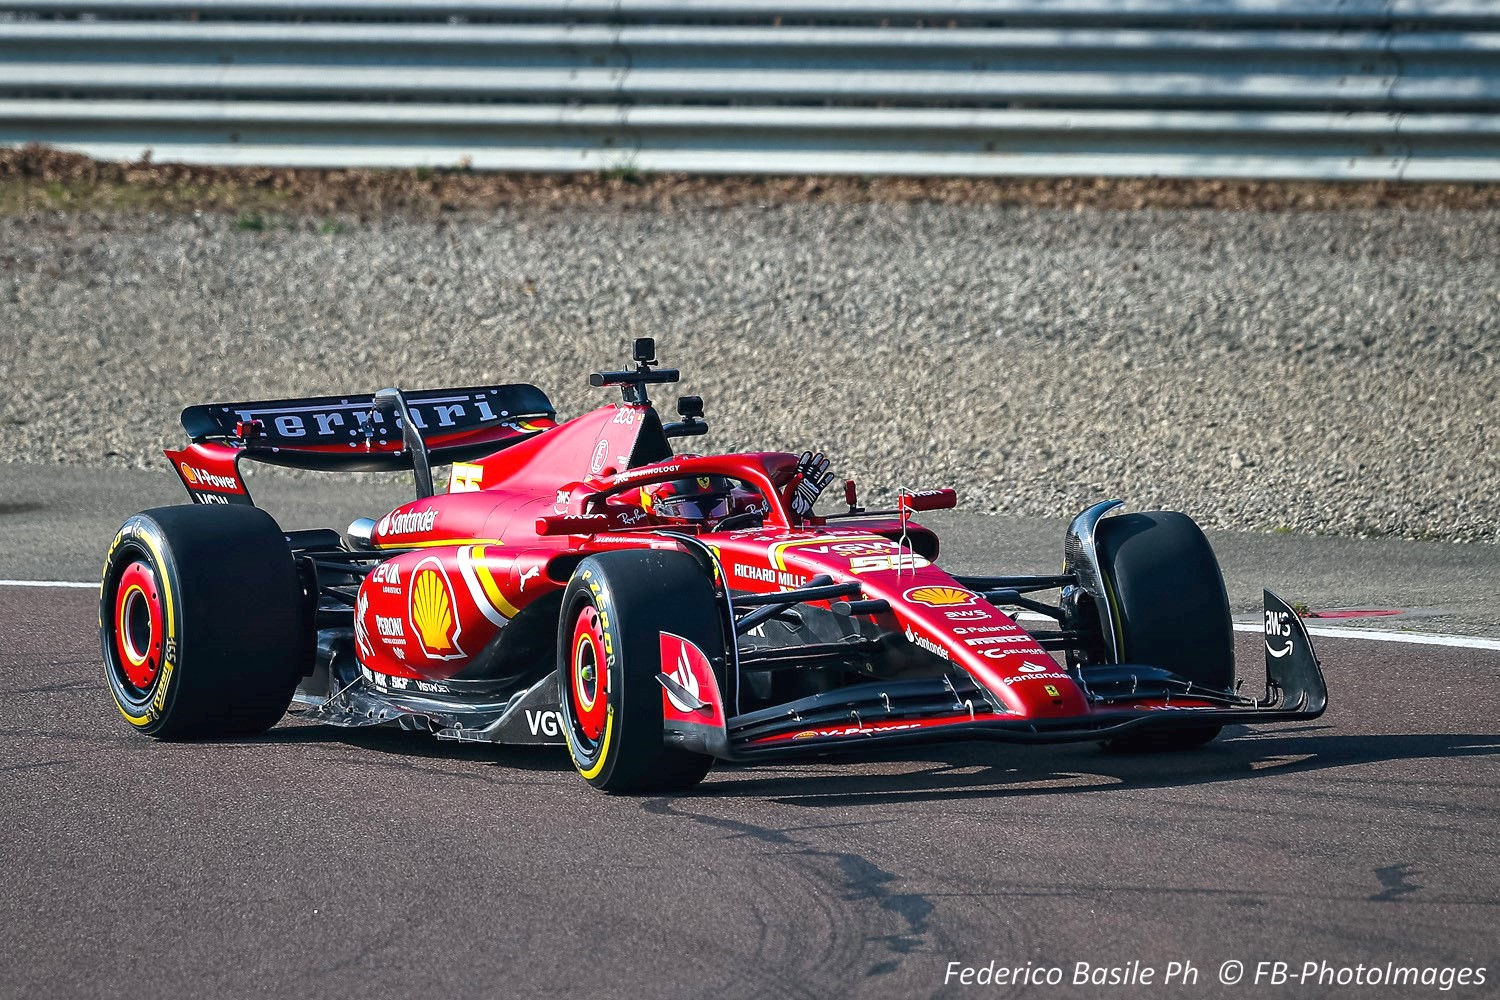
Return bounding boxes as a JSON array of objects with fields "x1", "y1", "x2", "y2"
[
  {"x1": 658, "y1": 632, "x2": 718, "y2": 720},
  {"x1": 380, "y1": 507, "x2": 438, "y2": 535},
  {"x1": 665, "y1": 645, "x2": 701, "y2": 712}
]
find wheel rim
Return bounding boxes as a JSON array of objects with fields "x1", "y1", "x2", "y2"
[
  {"x1": 113, "y1": 560, "x2": 164, "y2": 691},
  {"x1": 568, "y1": 604, "x2": 609, "y2": 746}
]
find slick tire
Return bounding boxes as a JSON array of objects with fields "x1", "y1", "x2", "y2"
[
  {"x1": 101, "y1": 505, "x2": 309, "y2": 739},
  {"x1": 1095, "y1": 511, "x2": 1232, "y2": 752},
  {"x1": 558, "y1": 551, "x2": 718, "y2": 794}
]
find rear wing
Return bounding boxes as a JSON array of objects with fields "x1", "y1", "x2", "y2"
[
  {"x1": 166, "y1": 383, "x2": 555, "y2": 505},
  {"x1": 181, "y1": 384, "x2": 554, "y2": 471}
]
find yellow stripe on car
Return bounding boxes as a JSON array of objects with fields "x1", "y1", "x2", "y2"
[
  {"x1": 457, "y1": 545, "x2": 521, "y2": 624},
  {"x1": 769, "y1": 535, "x2": 886, "y2": 570},
  {"x1": 373, "y1": 537, "x2": 507, "y2": 550}
]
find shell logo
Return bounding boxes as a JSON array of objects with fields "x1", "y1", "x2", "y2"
[
  {"x1": 904, "y1": 585, "x2": 976, "y2": 608},
  {"x1": 408, "y1": 558, "x2": 465, "y2": 659},
  {"x1": 179, "y1": 462, "x2": 198, "y2": 484}
]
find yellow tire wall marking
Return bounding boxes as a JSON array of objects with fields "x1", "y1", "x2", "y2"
[{"x1": 112, "y1": 524, "x2": 176, "y2": 727}]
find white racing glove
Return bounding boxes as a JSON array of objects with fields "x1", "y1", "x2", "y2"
[{"x1": 789, "y1": 451, "x2": 834, "y2": 518}]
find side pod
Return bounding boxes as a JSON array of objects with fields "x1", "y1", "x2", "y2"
[{"x1": 1262, "y1": 589, "x2": 1329, "y2": 716}]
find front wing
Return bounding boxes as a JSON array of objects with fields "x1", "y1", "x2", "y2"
[{"x1": 694, "y1": 590, "x2": 1327, "y2": 761}]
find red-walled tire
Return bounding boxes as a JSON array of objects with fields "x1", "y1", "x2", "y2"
[
  {"x1": 557, "y1": 551, "x2": 718, "y2": 794},
  {"x1": 100, "y1": 505, "x2": 309, "y2": 739}
]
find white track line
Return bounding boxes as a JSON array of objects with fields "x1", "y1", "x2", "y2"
[
  {"x1": 0, "y1": 579, "x2": 96, "y2": 589},
  {"x1": 1232, "y1": 622, "x2": 1500, "y2": 651},
  {"x1": 4, "y1": 580, "x2": 1499, "y2": 650},
  {"x1": 1020, "y1": 609, "x2": 1499, "y2": 651}
]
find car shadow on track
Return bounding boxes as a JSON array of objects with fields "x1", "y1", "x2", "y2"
[
  {"x1": 694, "y1": 728, "x2": 1500, "y2": 806},
  {"x1": 243, "y1": 723, "x2": 1499, "y2": 800},
  {"x1": 251, "y1": 720, "x2": 574, "y2": 773}
]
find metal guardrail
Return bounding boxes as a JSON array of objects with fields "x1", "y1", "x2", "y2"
[{"x1": 2, "y1": 1, "x2": 1497, "y2": 179}]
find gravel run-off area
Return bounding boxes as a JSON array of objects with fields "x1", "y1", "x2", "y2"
[{"x1": 1, "y1": 204, "x2": 1496, "y2": 543}]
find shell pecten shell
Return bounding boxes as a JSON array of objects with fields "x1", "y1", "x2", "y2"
[
  {"x1": 905, "y1": 585, "x2": 975, "y2": 607},
  {"x1": 412, "y1": 567, "x2": 454, "y2": 651}
]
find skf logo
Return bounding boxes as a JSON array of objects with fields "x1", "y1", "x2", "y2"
[{"x1": 408, "y1": 558, "x2": 465, "y2": 659}]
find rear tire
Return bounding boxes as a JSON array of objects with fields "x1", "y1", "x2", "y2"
[
  {"x1": 557, "y1": 551, "x2": 718, "y2": 793},
  {"x1": 1095, "y1": 511, "x2": 1232, "y2": 751},
  {"x1": 101, "y1": 505, "x2": 308, "y2": 739}
]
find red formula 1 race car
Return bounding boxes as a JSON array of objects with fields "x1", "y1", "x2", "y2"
[{"x1": 101, "y1": 340, "x2": 1326, "y2": 793}]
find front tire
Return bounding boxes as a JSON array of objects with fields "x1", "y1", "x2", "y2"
[
  {"x1": 1095, "y1": 510, "x2": 1233, "y2": 751},
  {"x1": 557, "y1": 551, "x2": 719, "y2": 793},
  {"x1": 100, "y1": 505, "x2": 309, "y2": 739}
]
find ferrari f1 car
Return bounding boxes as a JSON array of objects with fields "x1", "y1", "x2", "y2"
[{"x1": 102, "y1": 340, "x2": 1327, "y2": 792}]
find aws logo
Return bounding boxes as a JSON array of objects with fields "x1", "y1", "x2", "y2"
[{"x1": 408, "y1": 557, "x2": 465, "y2": 660}]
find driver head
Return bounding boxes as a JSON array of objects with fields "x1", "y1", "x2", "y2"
[{"x1": 641, "y1": 473, "x2": 735, "y2": 522}]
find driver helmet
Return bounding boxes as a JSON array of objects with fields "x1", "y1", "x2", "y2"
[{"x1": 641, "y1": 471, "x2": 736, "y2": 521}]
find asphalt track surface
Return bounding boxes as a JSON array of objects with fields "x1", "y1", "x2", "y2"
[
  {"x1": 2, "y1": 560, "x2": 1498, "y2": 996},
  {"x1": 2, "y1": 466, "x2": 1498, "y2": 998}
]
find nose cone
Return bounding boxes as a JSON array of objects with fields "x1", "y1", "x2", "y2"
[{"x1": 859, "y1": 575, "x2": 1090, "y2": 718}]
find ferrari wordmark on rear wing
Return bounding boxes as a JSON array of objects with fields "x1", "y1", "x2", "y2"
[{"x1": 164, "y1": 383, "x2": 556, "y2": 505}]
